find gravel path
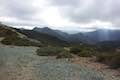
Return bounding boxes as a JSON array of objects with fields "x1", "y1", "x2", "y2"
[{"x1": 0, "y1": 45, "x2": 114, "y2": 80}]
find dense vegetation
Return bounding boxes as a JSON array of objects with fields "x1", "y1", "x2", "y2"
[
  {"x1": 36, "y1": 47, "x2": 73, "y2": 58},
  {"x1": 69, "y1": 44, "x2": 120, "y2": 69},
  {"x1": 36, "y1": 43, "x2": 120, "y2": 69},
  {"x1": 37, "y1": 47, "x2": 64, "y2": 56},
  {"x1": 70, "y1": 44, "x2": 97, "y2": 57},
  {"x1": 56, "y1": 51, "x2": 73, "y2": 59},
  {"x1": 96, "y1": 52, "x2": 120, "y2": 69},
  {"x1": 1, "y1": 36, "x2": 42, "y2": 47}
]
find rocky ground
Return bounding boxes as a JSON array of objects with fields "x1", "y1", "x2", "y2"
[
  {"x1": 0, "y1": 43, "x2": 119, "y2": 80},
  {"x1": 72, "y1": 57, "x2": 120, "y2": 80}
]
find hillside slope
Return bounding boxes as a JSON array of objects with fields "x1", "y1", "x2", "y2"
[
  {"x1": 16, "y1": 29, "x2": 69, "y2": 46},
  {"x1": 0, "y1": 23, "x2": 42, "y2": 47},
  {"x1": 33, "y1": 27, "x2": 69, "y2": 41}
]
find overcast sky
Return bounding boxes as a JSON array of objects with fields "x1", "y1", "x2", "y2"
[{"x1": 0, "y1": 0, "x2": 120, "y2": 32}]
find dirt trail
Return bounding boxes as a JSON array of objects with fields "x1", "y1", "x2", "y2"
[{"x1": 72, "y1": 57, "x2": 120, "y2": 80}]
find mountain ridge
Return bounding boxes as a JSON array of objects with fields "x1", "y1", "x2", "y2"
[{"x1": 33, "y1": 27, "x2": 120, "y2": 43}]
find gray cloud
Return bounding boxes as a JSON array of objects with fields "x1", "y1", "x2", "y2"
[
  {"x1": 0, "y1": 0, "x2": 44, "y2": 26},
  {"x1": 1, "y1": 0, "x2": 39, "y2": 20},
  {"x1": 51, "y1": 0, "x2": 120, "y2": 25},
  {"x1": 0, "y1": 0, "x2": 120, "y2": 32}
]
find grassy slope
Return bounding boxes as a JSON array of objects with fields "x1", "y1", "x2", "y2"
[{"x1": 0, "y1": 24, "x2": 42, "y2": 47}]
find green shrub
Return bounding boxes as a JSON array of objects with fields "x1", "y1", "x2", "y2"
[
  {"x1": 70, "y1": 46, "x2": 95, "y2": 57},
  {"x1": 36, "y1": 47, "x2": 65, "y2": 56},
  {"x1": 96, "y1": 53, "x2": 111, "y2": 62},
  {"x1": 78, "y1": 50, "x2": 93, "y2": 57},
  {"x1": 56, "y1": 51, "x2": 73, "y2": 59},
  {"x1": 96, "y1": 53, "x2": 120, "y2": 69},
  {"x1": 1, "y1": 36, "x2": 42, "y2": 47},
  {"x1": 110, "y1": 54, "x2": 120, "y2": 68},
  {"x1": 70, "y1": 47, "x2": 81, "y2": 54}
]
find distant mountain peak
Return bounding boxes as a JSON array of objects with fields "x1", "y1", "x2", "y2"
[
  {"x1": 33, "y1": 27, "x2": 53, "y2": 31},
  {"x1": 33, "y1": 26, "x2": 70, "y2": 41},
  {"x1": 43, "y1": 27, "x2": 50, "y2": 29}
]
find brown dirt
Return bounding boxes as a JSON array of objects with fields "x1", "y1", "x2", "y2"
[{"x1": 71, "y1": 57, "x2": 120, "y2": 80}]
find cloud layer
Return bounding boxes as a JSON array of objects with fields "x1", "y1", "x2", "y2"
[{"x1": 0, "y1": 0, "x2": 120, "y2": 32}]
